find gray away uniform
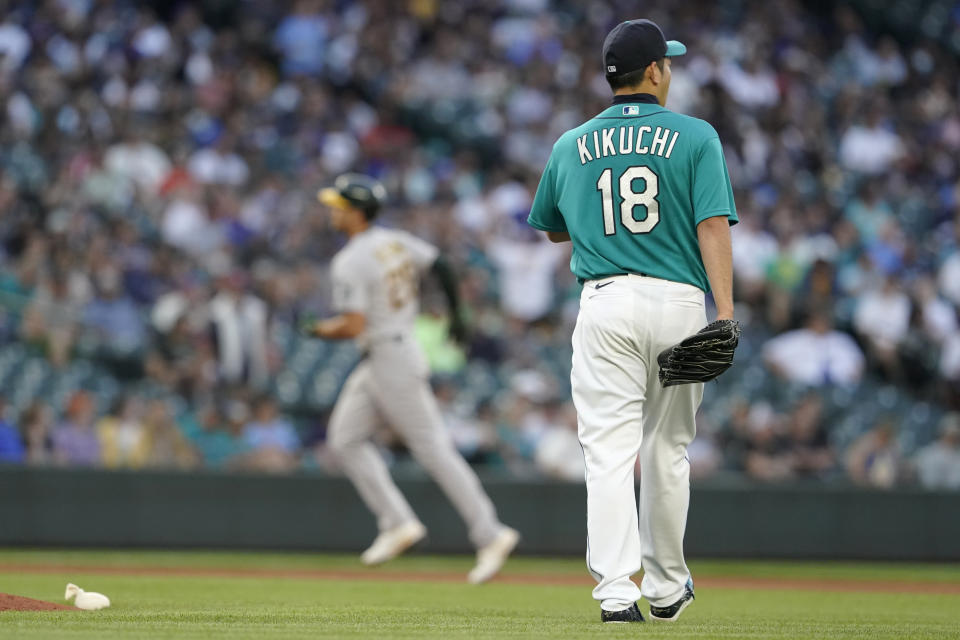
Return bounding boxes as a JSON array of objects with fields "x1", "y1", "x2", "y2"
[{"x1": 325, "y1": 226, "x2": 503, "y2": 547}]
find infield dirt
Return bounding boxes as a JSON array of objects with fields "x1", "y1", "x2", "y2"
[{"x1": 0, "y1": 593, "x2": 77, "y2": 612}]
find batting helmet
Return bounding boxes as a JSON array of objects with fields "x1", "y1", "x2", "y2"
[{"x1": 317, "y1": 173, "x2": 387, "y2": 220}]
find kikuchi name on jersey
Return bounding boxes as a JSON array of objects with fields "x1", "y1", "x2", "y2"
[{"x1": 577, "y1": 126, "x2": 680, "y2": 165}]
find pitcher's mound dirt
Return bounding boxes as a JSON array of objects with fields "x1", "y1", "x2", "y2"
[{"x1": 0, "y1": 593, "x2": 78, "y2": 611}]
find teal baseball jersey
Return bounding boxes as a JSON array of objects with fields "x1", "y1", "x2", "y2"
[{"x1": 527, "y1": 99, "x2": 737, "y2": 291}]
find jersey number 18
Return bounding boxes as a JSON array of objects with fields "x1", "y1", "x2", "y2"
[{"x1": 596, "y1": 166, "x2": 660, "y2": 235}]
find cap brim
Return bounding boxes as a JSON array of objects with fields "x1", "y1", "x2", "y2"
[
  {"x1": 318, "y1": 188, "x2": 352, "y2": 209},
  {"x1": 665, "y1": 40, "x2": 686, "y2": 57}
]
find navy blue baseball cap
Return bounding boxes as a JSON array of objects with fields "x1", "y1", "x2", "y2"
[{"x1": 603, "y1": 19, "x2": 686, "y2": 77}]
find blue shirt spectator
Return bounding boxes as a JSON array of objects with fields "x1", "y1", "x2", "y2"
[
  {"x1": 52, "y1": 392, "x2": 101, "y2": 467},
  {"x1": 243, "y1": 397, "x2": 300, "y2": 455},
  {"x1": 273, "y1": 1, "x2": 327, "y2": 76},
  {"x1": 0, "y1": 415, "x2": 25, "y2": 463},
  {"x1": 84, "y1": 280, "x2": 145, "y2": 353}
]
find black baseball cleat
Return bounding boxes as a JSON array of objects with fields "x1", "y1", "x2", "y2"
[
  {"x1": 649, "y1": 578, "x2": 695, "y2": 622},
  {"x1": 600, "y1": 602, "x2": 645, "y2": 623}
]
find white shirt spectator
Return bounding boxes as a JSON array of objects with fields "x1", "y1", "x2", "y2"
[
  {"x1": 0, "y1": 21, "x2": 31, "y2": 72},
  {"x1": 664, "y1": 67, "x2": 699, "y2": 115},
  {"x1": 188, "y1": 148, "x2": 250, "y2": 186},
  {"x1": 487, "y1": 235, "x2": 565, "y2": 322},
  {"x1": 718, "y1": 60, "x2": 780, "y2": 110},
  {"x1": 7, "y1": 92, "x2": 36, "y2": 135},
  {"x1": 45, "y1": 34, "x2": 81, "y2": 74},
  {"x1": 321, "y1": 131, "x2": 359, "y2": 174},
  {"x1": 129, "y1": 79, "x2": 162, "y2": 113},
  {"x1": 105, "y1": 141, "x2": 172, "y2": 194},
  {"x1": 854, "y1": 284, "x2": 911, "y2": 350},
  {"x1": 732, "y1": 220, "x2": 777, "y2": 287},
  {"x1": 938, "y1": 251, "x2": 960, "y2": 306},
  {"x1": 487, "y1": 180, "x2": 531, "y2": 222},
  {"x1": 913, "y1": 417, "x2": 960, "y2": 490},
  {"x1": 763, "y1": 328, "x2": 865, "y2": 386},
  {"x1": 132, "y1": 23, "x2": 173, "y2": 59},
  {"x1": 162, "y1": 198, "x2": 222, "y2": 257},
  {"x1": 839, "y1": 123, "x2": 902, "y2": 174},
  {"x1": 208, "y1": 290, "x2": 270, "y2": 389},
  {"x1": 922, "y1": 297, "x2": 958, "y2": 344},
  {"x1": 872, "y1": 45, "x2": 907, "y2": 86},
  {"x1": 534, "y1": 425, "x2": 585, "y2": 482},
  {"x1": 940, "y1": 331, "x2": 960, "y2": 381}
]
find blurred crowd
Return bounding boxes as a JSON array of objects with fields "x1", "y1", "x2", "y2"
[{"x1": 1, "y1": 0, "x2": 959, "y2": 489}]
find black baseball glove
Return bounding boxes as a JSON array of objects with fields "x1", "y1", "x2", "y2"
[{"x1": 657, "y1": 319, "x2": 741, "y2": 387}]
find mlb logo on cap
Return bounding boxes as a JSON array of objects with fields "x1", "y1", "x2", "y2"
[{"x1": 623, "y1": 106, "x2": 640, "y2": 115}]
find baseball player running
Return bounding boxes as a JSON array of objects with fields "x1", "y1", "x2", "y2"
[
  {"x1": 527, "y1": 20, "x2": 737, "y2": 622},
  {"x1": 305, "y1": 173, "x2": 519, "y2": 584}
]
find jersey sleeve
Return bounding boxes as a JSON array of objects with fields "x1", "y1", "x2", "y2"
[
  {"x1": 527, "y1": 151, "x2": 567, "y2": 232},
  {"x1": 330, "y1": 255, "x2": 370, "y2": 314},
  {"x1": 396, "y1": 230, "x2": 440, "y2": 270},
  {"x1": 692, "y1": 137, "x2": 738, "y2": 226}
]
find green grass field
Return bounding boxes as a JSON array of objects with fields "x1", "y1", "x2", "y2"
[{"x1": 1, "y1": 550, "x2": 959, "y2": 639}]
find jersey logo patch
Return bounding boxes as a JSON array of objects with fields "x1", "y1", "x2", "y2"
[{"x1": 622, "y1": 105, "x2": 639, "y2": 116}]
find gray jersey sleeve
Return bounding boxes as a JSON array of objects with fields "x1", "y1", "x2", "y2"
[
  {"x1": 330, "y1": 253, "x2": 370, "y2": 313},
  {"x1": 395, "y1": 230, "x2": 440, "y2": 271}
]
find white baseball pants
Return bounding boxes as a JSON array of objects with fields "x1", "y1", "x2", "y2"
[
  {"x1": 571, "y1": 274, "x2": 705, "y2": 612},
  {"x1": 326, "y1": 337, "x2": 502, "y2": 548}
]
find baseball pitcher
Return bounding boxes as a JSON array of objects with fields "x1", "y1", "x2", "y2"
[
  {"x1": 527, "y1": 20, "x2": 738, "y2": 623},
  {"x1": 305, "y1": 173, "x2": 519, "y2": 584}
]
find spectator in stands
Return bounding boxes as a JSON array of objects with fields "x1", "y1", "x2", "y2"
[
  {"x1": 83, "y1": 265, "x2": 146, "y2": 357},
  {"x1": 533, "y1": 401, "x2": 583, "y2": 482},
  {"x1": 103, "y1": 128, "x2": 172, "y2": 196},
  {"x1": 486, "y1": 219, "x2": 566, "y2": 324},
  {"x1": 141, "y1": 399, "x2": 199, "y2": 470},
  {"x1": 495, "y1": 370, "x2": 560, "y2": 472},
  {"x1": 843, "y1": 181, "x2": 894, "y2": 245},
  {"x1": 160, "y1": 178, "x2": 222, "y2": 258},
  {"x1": 19, "y1": 402, "x2": 54, "y2": 466},
  {"x1": 916, "y1": 277, "x2": 958, "y2": 345},
  {"x1": 941, "y1": 332, "x2": 960, "y2": 409},
  {"x1": 854, "y1": 276, "x2": 911, "y2": 381},
  {"x1": 730, "y1": 209, "x2": 778, "y2": 304},
  {"x1": 180, "y1": 400, "x2": 249, "y2": 469},
  {"x1": 0, "y1": 397, "x2": 24, "y2": 463},
  {"x1": 741, "y1": 403, "x2": 795, "y2": 482},
  {"x1": 845, "y1": 420, "x2": 901, "y2": 489},
  {"x1": 838, "y1": 108, "x2": 903, "y2": 175},
  {"x1": 242, "y1": 395, "x2": 300, "y2": 472},
  {"x1": 719, "y1": 399, "x2": 758, "y2": 474},
  {"x1": 20, "y1": 273, "x2": 81, "y2": 367},
  {"x1": 52, "y1": 391, "x2": 100, "y2": 467},
  {"x1": 435, "y1": 379, "x2": 497, "y2": 464},
  {"x1": 799, "y1": 259, "x2": 841, "y2": 318},
  {"x1": 187, "y1": 133, "x2": 250, "y2": 187},
  {"x1": 687, "y1": 416, "x2": 722, "y2": 481},
  {"x1": 273, "y1": 0, "x2": 328, "y2": 77},
  {"x1": 783, "y1": 394, "x2": 835, "y2": 479},
  {"x1": 939, "y1": 247, "x2": 960, "y2": 308},
  {"x1": 763, "y1": 309, "x2": 866, "y2": 387},
  {"x1": 208, "y1": 271, "x2": 271, "y2": 390},
  {"x1": 145, "y1": 311, "x2": 216, "y2": 399},
  {"x1": 718, "y1": 52, "x2": 780, "y2": 111},
  {"x1": 912, "y1": 414, "x2": 960, "y2": 490},
  {"x1": 96, "y1": 395, "x2": 148, "y2": 469}
]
